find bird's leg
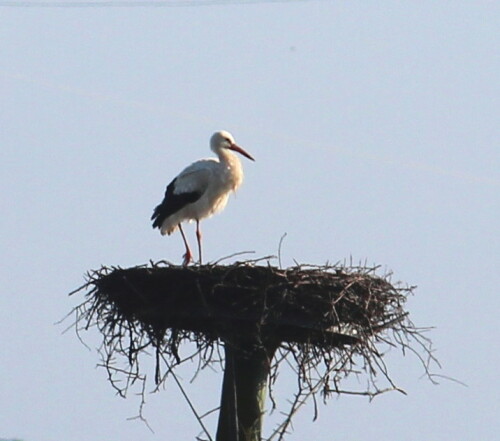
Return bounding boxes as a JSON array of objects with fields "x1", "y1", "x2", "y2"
[
  {"x1": 178, "y1": 224, "x2": 192, "y2": 266},
  {"x1": 196, "y1": 220, "x2": 202, "y2": 265}
]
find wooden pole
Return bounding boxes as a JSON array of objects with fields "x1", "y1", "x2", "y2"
[{"x1": 216, "y1": 339, "x2": 276, "y2": 441}]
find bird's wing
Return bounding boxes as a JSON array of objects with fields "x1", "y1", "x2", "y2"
[
  {"x1": 151, "y1": 160, "x2": 214, "y2": 229},
  {"x1": 172, "y1": 160, "x2": 214, "y2": 195}
]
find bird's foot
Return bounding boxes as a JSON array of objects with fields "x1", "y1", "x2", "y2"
[{"x1": 182, "y1": 250, "x2": 193, "y2": 266}]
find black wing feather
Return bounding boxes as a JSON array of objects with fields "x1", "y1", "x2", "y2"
[{"x1": 151, "y1": 177, "x2": 203, "y2": 229}]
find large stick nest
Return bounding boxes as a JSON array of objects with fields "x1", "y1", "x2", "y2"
[
  {"x1": 70, "y1": 259, "x2": 436, "y2": 438},
  {"x1": 84, "y1": 262, "x2": 404, "y2": 347}
]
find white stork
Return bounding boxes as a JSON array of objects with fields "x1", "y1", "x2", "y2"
[{"x1": 151, "y1": 130, "x2": 255, "y2": 266}]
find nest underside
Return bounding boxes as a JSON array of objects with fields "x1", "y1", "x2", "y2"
[{"x1": 83, "y1": 262, "x2": 408, "y2": 348}]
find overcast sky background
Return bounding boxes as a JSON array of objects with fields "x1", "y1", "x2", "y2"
[{"x1": 1, "y1": 1, "x2": 499, "y2": 440}]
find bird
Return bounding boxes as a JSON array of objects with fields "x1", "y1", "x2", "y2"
[{"x1": 151, "y1": 130, "x2": 255, "y2": 266}]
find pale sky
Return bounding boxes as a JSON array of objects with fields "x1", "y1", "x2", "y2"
[{"x1": 1, "y1": 1, "x2": 499, "y2": 440}]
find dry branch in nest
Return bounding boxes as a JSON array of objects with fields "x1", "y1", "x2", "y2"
[{"x1": 70, "y1": 259, "x2": 436, "y2": 440}]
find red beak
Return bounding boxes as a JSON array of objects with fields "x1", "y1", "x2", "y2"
[{"x1": 229, "y1": 143, "x2": 255, "y2": 161}]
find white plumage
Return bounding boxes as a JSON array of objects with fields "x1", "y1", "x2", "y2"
[{"x1": 152, "y1": 130, "x2": 254, "y2": 265}]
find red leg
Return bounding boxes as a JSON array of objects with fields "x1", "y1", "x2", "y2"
[
  {"x1": 196, "y1": 220, "x2": 203, "y2": 265},
  {"x1": 178, "y1": 224, "x2": 192, "y2": 266}
]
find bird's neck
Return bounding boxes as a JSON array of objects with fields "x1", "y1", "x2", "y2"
[
  {"x1": 218, "y1": 149, "x2": 240, "y2": 167},
  {"x1": 217, "y1": 149, "x2": 243, "y2": 189}
]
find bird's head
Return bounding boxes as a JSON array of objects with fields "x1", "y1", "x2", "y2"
[{"x1": 210, "y1": 130, "x2": 255, "y2": 161}]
